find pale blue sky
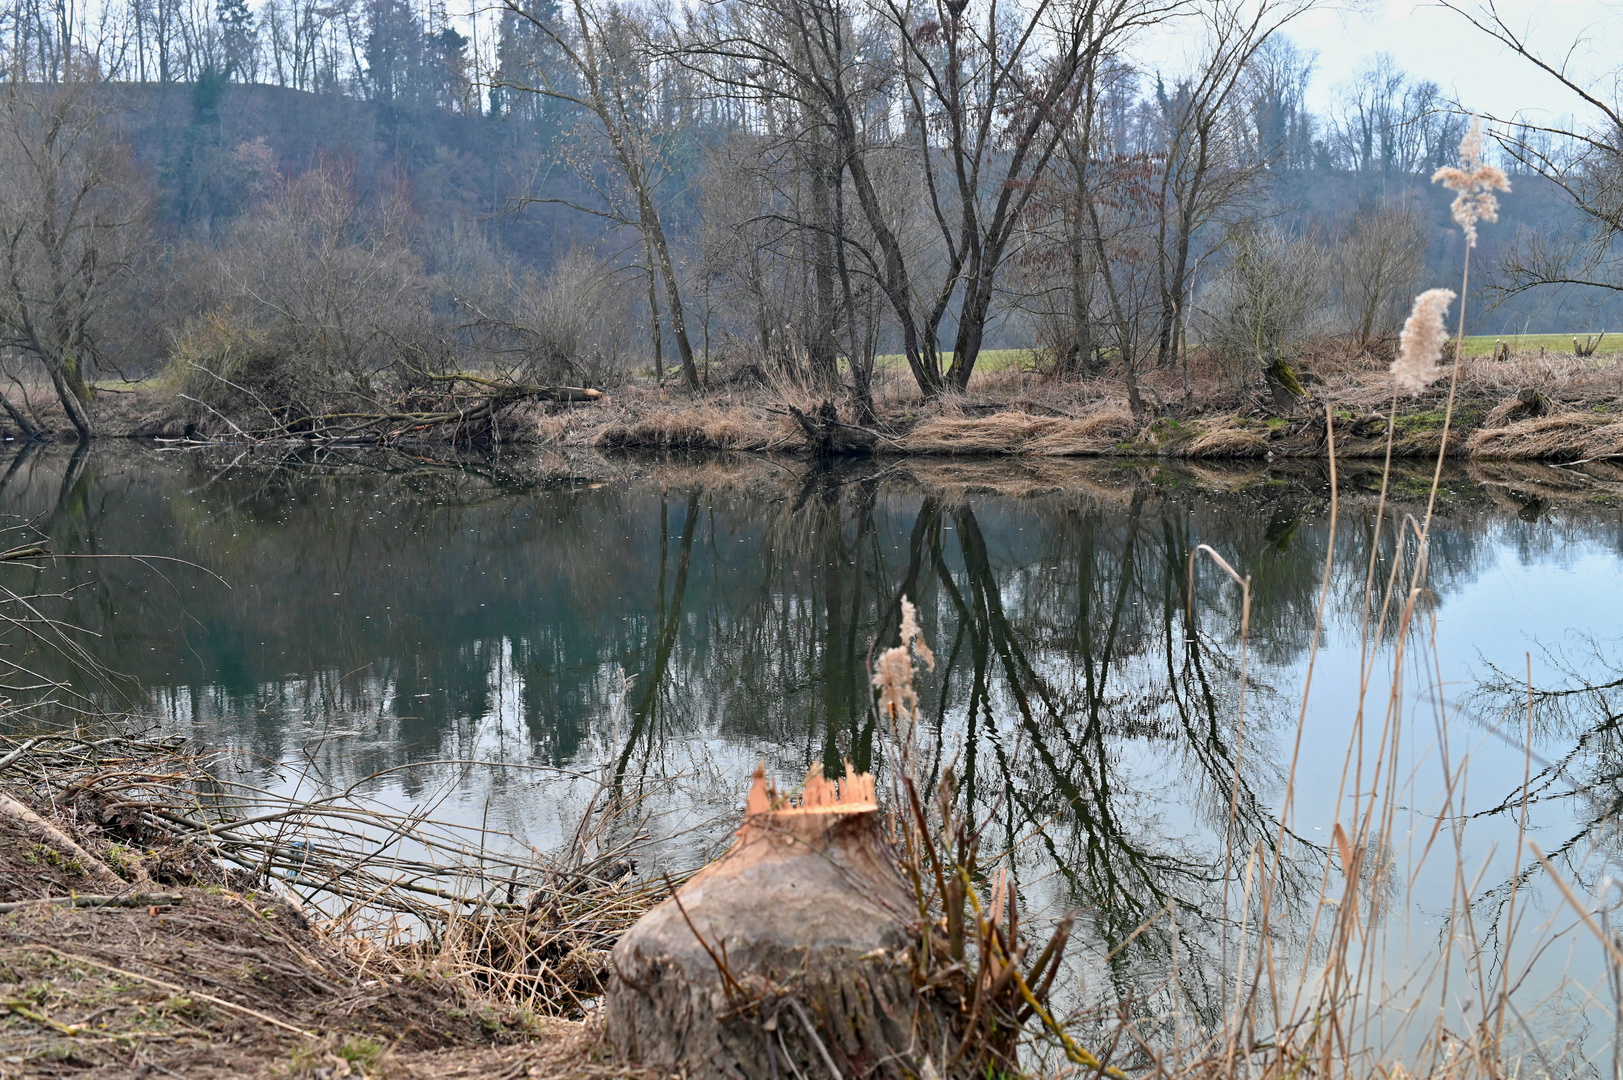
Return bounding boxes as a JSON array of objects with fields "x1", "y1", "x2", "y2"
[{"x1": 1289, "y1": 0, "x2": 1616, "y2": 123}]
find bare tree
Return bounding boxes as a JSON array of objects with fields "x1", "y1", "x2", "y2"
[
  {"x1": 495, "y1": 0, "x2": 702, "y2": 392},
  {"x1": 0, "y1": 74, "x2": 145, "y2": 438},
  {"x1": 1201, "y1": 222, "x2": 1325, "y2": 391},
  {"x1": 1325, "y1": 53, "x2": 1463, "y2": 174},
  {"x1": 1335, "y1": 205, "x2": 1425, "y2": 347},
  {"x1": 182, "y1": 165, "x2": 429, "y2": 420},
  {"x1": 1148, "y1": 0, "x2": 1308, "y2": 386},
  {"x1": 690, "y1": 0, "x2": 1180, "y2": 397},
  {"x1": 1013, "y1": 58, "x2": 1156, "y2": 386},
  {"x1": 460, "y1": 247, "x2": 635, "y2": 387},
  {"x1": 1442, "y1": 0, "x2": 1623, "y2": 306}
]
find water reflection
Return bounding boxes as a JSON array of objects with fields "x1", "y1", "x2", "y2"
[{"x1": 3, "y1": 443, "x2": 1622, "y2": 1031}]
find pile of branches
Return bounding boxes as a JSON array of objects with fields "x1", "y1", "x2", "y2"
[
  {"x1": 0, "y1": 726, "x2": 672, "y2": 1017},
  {"x1": 178, "y1": 366, "x2": 603, "y2": 445}
]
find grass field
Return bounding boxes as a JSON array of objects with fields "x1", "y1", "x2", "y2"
[
  {"x1": 871, "y1": 349, "x2": 1035, "y2": 373},
  {"x1": 1460, "y1": 331, "x2": 1618, "y2": 356},
  {"x1": 882, "y1": 338, "x2": 1622, "y2": 368}
]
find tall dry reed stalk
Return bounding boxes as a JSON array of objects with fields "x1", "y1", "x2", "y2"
[
  {"x1": 869, "y1": 598, "x2": 1130, "y2": 1079},
  {"x1": 1081, "y1": 123, "x2": 1614, "y2": 1077},
  {"x1": 851, "y1": 126, "x2": 1613, "y2": 1074}
]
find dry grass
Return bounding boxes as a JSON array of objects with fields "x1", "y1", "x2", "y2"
[
  {"x1": 535, "y1": 344, "x2": 1619, "y2": 462},
  {"x1": 896, "y1": 412, "x2": 1065, "y2": 454},
  {"x1": 1465, "y1": 411, "x2": 1623, "y2": 459},
  {"x1": 1179, "y1": 418, "x2": 1269, "y2": 457},
  {"x1": 593, "y1": 406, "x2": 797, "y2": 452}
]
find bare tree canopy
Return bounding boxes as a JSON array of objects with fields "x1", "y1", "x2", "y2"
[
  {"x1": 0, "y1": 75, "x2": 145, "y2": 437},
  {"x1": 1442, "y1": 0, "x2": 1623, "y2": 303}
]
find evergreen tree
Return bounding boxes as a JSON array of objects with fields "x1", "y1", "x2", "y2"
[{"x1": 218, "y1": 0, "x2": 257, "y2": 81}]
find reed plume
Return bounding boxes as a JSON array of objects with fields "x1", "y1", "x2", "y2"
[
  {"x1": 1432, "y1": 116, "x2": 1511, "y2": 248},
  {"x1": 873, "y1": 596, "x2": 933, "y2": 724},
  {"x1": 1391, "y1": 288, "x2": 1458, "y2": 394}
]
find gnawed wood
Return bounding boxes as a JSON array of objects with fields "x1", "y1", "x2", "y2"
[{"x1": 606, "y1": 763, "x2": 949, "y2": 1080}]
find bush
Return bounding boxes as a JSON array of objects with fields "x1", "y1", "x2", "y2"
[
  {"x1": 1201, "y1": 225, "x2": 1327, "y2": 390},
  {"x1": 174, "y1": 167, "x2": 444, "y2": 425},
  {"x1": 457, "y1": 248, "x2": 634, "y2": 388}
]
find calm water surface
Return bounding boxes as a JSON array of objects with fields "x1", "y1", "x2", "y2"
[{"x1": 4, "y1": 443, "x2": 1622, "y2": 1052}]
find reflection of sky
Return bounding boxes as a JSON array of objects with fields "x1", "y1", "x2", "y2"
[{"x1": 1269, "y1": 534, "x2": 1623, "y2": 1055}]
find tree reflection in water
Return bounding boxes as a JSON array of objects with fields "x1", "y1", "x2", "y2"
[{"x1": 4, "y1": 445, "x2": 1623, "y2": 1035}]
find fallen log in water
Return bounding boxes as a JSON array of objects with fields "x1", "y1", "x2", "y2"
[{"x1": 606, "y1": 762, "x2": 945, "y2": 1080}]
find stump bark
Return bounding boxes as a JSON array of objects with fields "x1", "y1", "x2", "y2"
[
  {"x1": 606, "y1": 764, "x2": 951, "y2": 1080},
  {"x1": 789, "y1": 401, "x2": 878, "y2": 457}
]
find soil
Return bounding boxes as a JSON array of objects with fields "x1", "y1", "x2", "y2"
[{"x1": 0, "y1": 795, "x2": 641, "y2": 1080}]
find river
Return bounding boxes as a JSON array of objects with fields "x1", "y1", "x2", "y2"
[{"x1": 3, "y1": 442, "x2": 1620, "y2": 1061}]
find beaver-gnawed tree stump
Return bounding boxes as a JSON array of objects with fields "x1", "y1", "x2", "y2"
[{"x1": 606, "y1": 763, "x2": 952, "y2": 1080}]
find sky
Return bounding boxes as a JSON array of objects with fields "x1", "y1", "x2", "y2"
[{"x1": 1285, "y1": 0, "x2": 1617, "y2": 124}]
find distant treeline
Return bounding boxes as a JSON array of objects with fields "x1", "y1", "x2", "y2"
[{"x1": 0, "y1": 0, "x2": 1614, "y2": 434}]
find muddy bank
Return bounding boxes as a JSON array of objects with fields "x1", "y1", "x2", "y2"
[{"x1": 38, "y1": 349, "x2": 1617, "y2": 463}]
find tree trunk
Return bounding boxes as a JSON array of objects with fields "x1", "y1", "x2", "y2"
[
  {"x1": 806, "y1": 145, "x2": 839, "y2": 389},
  {"x1": 832, "y1": 171, "x2": 874, "y2": 424},
  {"x1": 0, "y1": 382, "x2": 42, "y2": 439},
  {"x1": 947, "y1": 284, "x2": 994, "y2": 392},
  {"x1": 640, "y1": 199, "x2": 699, "y2": 392},
  {"x1": 607, "y1": 765, "x2": 953, "y2": 1080},
  {"x1": 46, "y1": 363, "x2": 93, "y2": 438}
]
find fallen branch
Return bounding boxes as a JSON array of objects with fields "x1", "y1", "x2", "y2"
[
  {"x1": 0, "y1": 792, "x2": 124, "y2": 887},
  {"x1": 180, "y1": 376, "x2": 604, "y2": 444},
  {"x1": 0, "y1": 892, "x2": 184, "y2": 914}
]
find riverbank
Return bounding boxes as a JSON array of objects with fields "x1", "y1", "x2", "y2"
[
  {"x1": 0, "y1": 729, "x2": 665, "y2": 1080},
  {"x1": 62, "y1": 345, "x2": 1623, "y2": 462}
]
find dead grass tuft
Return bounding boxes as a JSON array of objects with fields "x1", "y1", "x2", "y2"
[
  {"x1": 1179, "y1": 419, "x2": 1268, "y2": 458},
  {"x1": 1464, "y1": 411, "x2": 1623, "y2": 460},
  {"x1": 593, "y1": 403, "x2": 797, "y2": 452},
  {"x1": 1031, "y1": 405, "x2": 1141, "y2": 454},
  {"x1": 896, "y1": 405, "x2": 1141, "y2": 456},
  {"x1": 897, "y1": 413, "x2": 1062, "y2": 455}
]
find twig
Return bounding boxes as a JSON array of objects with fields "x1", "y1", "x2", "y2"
[
  {"x1": 1, "y1": 998, "x2": 86, "y2": 1035},
  {"x1": 662, "y1": 870, "x2": 747, "y2": 1002},
  {"x1": 176, "y1": 393, "x2": 256, "y2": 442},
  {"x1": 785, "y1": 997, "x2": 844, "y2": 1080},
  {"x1": 0, "y1": 736, "x2": 40, "y2": 772},
  {"x1": 1528, "y1": 843, "x2": 1623, "y2": 969}
]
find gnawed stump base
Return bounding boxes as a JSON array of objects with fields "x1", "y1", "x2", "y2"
[{"x1": 606, "y1": 765, "x2": 953, "y2": 1080}]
